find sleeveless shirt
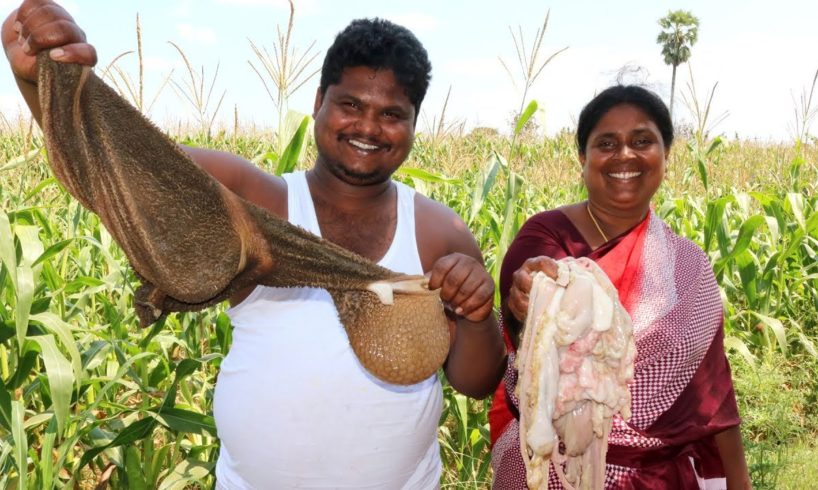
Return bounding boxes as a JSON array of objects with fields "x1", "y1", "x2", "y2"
[{"x1": 213, "y1": 171, "x2": 443, "y2": 489}]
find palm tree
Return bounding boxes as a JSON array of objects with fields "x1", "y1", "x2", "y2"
[{"x1": 656, "y1": 10, "x2": 699, "y2": 118}]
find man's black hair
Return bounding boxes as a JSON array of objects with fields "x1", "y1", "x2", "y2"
[
  {"x1": 320, "y1": 18, "x2": 432, "y2": 114},
  {"x1": 576, "y1": 85, "x2": 674, "y2": 154}
]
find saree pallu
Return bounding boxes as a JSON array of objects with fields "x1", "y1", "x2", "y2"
[{"x1": 489, "y1": 210, "x2": 740, "y2": 489}]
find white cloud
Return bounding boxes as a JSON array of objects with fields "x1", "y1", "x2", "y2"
[{"x1": 176, "y1": 23, "x2": 217, "y2": 45}]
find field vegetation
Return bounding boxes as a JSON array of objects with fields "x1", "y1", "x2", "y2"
[
  {"x1": 1, "y1": 8, "x2": 818, "y2": 489},
  {"x1": 0, "y1": 117, "x2": 817, "y2": 488}
]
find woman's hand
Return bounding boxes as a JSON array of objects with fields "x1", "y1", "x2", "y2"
[{"x1": 508, "y1": 256, "x2": 559, "y2": 323}]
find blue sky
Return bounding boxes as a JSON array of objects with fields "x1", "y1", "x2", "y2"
[{"x1": 2, "y1": 0, "x2": 818, "y2": 141}]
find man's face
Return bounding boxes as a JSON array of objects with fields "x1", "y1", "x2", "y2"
[{"x1": 312, "y1": 66, "x2": 416, "y2": 186}]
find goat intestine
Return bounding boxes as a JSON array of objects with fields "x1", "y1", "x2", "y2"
[{"x1": 516, "y1": 258, "x2": 636, "y2": 490}]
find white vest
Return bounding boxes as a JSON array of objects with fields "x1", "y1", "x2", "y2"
[{"x1": 213, "y1": 171, "x2": 443, "y2": 489}]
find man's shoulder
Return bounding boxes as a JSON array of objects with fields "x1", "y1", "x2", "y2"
[{"x1": 413, "y1": 191, "x2": 481, "y2": 263}]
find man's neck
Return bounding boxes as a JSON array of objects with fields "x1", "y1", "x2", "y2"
[{"x1": 306, "y1": 163, "x2": 394, "y2": 211}]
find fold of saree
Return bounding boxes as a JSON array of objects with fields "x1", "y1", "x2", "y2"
[{"x1": 490, "y1": 210, "x2": 740, "y2": 489}]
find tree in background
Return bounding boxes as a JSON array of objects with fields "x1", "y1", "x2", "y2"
[{"x1": 656, "y1": 10, "x2": 699, "y2": 119}]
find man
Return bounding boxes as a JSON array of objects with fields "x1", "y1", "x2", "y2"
[{"x1": 3, "y1": 1, "x2": 505, "y2": 488}]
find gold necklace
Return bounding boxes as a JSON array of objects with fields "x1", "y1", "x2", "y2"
[{"x1": 586, "y1": 202, "x2": 609, "y2": 242}]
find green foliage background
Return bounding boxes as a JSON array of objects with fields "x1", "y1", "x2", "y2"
[{"x1": 0, "y1": 123, "x2": 817, "y2": 489}]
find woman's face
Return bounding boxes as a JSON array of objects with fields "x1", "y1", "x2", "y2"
[{"x1": 580, "y1": 103, "x2": 668, "y2": 217}]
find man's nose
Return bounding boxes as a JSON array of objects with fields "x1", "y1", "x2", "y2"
[{"x1": 353, "y1": 111, "x2": 382, "y2": 137}]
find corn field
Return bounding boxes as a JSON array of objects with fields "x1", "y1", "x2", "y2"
[{"x1": 0, "y1": 122, "x2": 817, "y2": 488}]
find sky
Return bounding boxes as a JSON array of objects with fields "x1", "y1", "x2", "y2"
[{"x1": 2, "y1": 0, "x2": 818, "y2": 142}]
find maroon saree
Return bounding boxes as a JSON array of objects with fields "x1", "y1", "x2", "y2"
[{"x1": 489, "y1": 210, "x2": 740, "y2": 489}]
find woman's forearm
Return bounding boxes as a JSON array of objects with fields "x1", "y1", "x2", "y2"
[{"x1": 714, "y1": 425, "x2": 752, "y2": 489}]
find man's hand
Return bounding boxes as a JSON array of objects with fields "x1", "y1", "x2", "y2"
[
  {"x1": 426, "y1": 252, "x2": 494, "y2": 323},
  {"x1": 508, "y1": 255, "x2": 559, "y2": 323},
  {"x1": 3, "y1": 0, "x2": 96, "y2": 83}
]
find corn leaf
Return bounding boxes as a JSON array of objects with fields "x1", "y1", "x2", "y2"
[
  {"x1": 751, "y1": 312, "x2": 788, "y2": 355},
  {"x1": 31, "y1": 312, "x2": 84, "y2": 385},
  {"x1": 11, "y1": 400, "x2": 27, "y2": 490},
  {"x1": 514, "y1": 99, "x2": 538, "y2": 136},
  {"x1": 39, "y1": 416, "x2": 58, "y2": 490},
  {"x1": 15, "y1": 265, "x2": 34, "y2": 351},
  {"x1": 724, "y1": 335, "x2": 756, "y2": 366},
  {"x1": 157, "y1": 459, "x2": 213, "y2": 490},
  {"x1": 0, "y1": 212, "x2": 16, "y2": 290},
  {"x1": 31, "y1": 335, "x2": 73, "y2": 435},
  {"x1": 468, "y1": 152, "x2": 503, "y2": 224},
  {"x1": 276, "y1": 115, "x2": 310, "y2": 176},
  {"x1": 153, "y1": 407, "x2": 216, "y2": 435},
  {"x1": 0, "y1": 385, "x2": 11, "y2": 432}
]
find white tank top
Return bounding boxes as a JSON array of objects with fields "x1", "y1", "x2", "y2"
[{"x1": 213, "y1": 171, "x2": 443, "y2": 489}]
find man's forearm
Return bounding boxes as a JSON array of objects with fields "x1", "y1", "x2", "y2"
[
  {"x1": 14, "y1": 73, "x2": 41, "y2": 125},
  {"x1": 444, "y1": 314, "x2": 505, "y2": 399}
]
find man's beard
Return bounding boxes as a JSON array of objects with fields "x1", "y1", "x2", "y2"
[{"x1": 319, "y1": 154, "x2": 394, "y2": 186}]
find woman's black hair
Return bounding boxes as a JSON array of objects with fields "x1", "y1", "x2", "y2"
[
  {"x1": 576, "y1": 85, "x2": 674, "y2": 154},
  {"x1": 320, "y1": 18, "x2": 432, "y2": 114}
]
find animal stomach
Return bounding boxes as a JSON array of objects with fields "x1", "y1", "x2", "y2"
[{"x1": 517, "y1": 257, "x2": 636, "y2": 490}]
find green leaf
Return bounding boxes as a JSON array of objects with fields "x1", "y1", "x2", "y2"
[
  {"x1": 0, "y1": 212, "x2": 16, "y2": 290},
  {"x1": 31, "y1": 335, "x2": 74, "y2": 435},
  {"x1": 125, "y1": 445, "x2": 149, "y2": 490},
  {"x1": 40, "y1": 416, "x2": 58, "y2": 490},
  {"x1": 798, "y1": 333, "x2": 818, "y2": 358},
  {"x1": 0, "y1": 385, "x2": 11, "y2": 432},
  {"x1": 79, "y1": 416, "x2": 157, "y2": 470},
  {"x1": 11, "y1": 400, "x2": 27, "y2": 489},
  {"x1": 514, "y1": 99, "x2": 538, "y2": 136},
  {"x1": 706, "y1": 136, "x2": 723, "y2": 155},
  {"x1": 788, "y1": 192, "x2": 806, "y2": 229},
  {"x1": 31, "y1": 312, "x2": 84, "y2": 386},
  {"x1": 455, "y1": 393, "x2": 468, "y2": 448},
  {"x1": 15, "y1": 225, "x2": 44, "y2": 271},
  {"x1": 23, "y1": 177, "x2": 58, "y2": 202},
  {"x1": 6, "y1": 344, "x2": 39, "y2": 390},
  {"x1": 696, "y1": 155, "x2": 708, "y2": 192},
  {"x1": 215, "y1": 312, "x2": 232, "y2": 354},
  {"x1": 751, "y1": 312, "x2": 788, "y2": 355},
  {"x1": 161, "y1": 359, "x2": 202, "y2": 410},
  {"x1": 397, "y1": 167, "x2": 460, "y2": 184},
  {"x1": 468, "y1": 152, "x2": 502, "y2": 224},
  {"x1": 0, "y1": 148, "x2": 40, "y2": 171},
  {"x1": 157, "y1": 459, "x2": 214, "y2": 490},
  {"x1": 153, "y1": 407, "x2": 216, "y2": 435},
  {"x1": 32, "y1": 239, "x2": 74, "y2": 267},
  {"x1": 276, "y1": 115, "x2": 311, "y2": 176},
  {"x1": 703, "y1": 197, "x2": 728, "y2": 253},
  {"x1": 724, "y1": 335, "x2": 755, "y2": 366},
  {"x1": 725, "y1": 215, "x2": 765, "y2": 260},
  {"x1": 15, "y1": 265, "x2": 34, "y2": 351}
]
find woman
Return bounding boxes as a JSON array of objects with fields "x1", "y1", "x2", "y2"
[{"x1": 489, "y1": 86, "x2": 751, "y2": 489}]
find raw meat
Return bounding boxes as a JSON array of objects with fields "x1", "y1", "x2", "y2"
[{"x1": 516, "y1": 257, "x2": 635, "y2": 489}]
